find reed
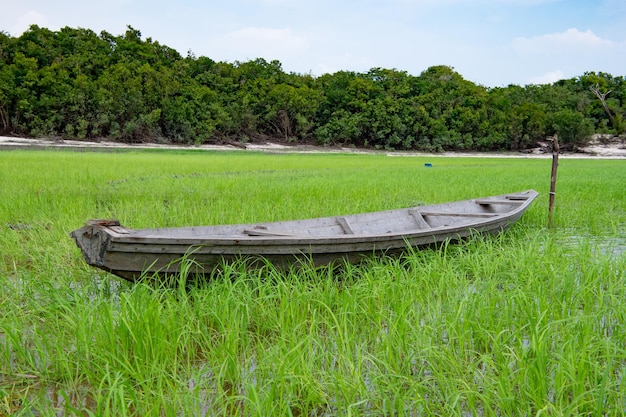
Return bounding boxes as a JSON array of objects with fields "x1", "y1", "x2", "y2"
[{"x1": 1, "y1": 149, "x2": 624, "y2": 415}]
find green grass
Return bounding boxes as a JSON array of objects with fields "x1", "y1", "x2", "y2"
[{"x1": 0, "y1": 149, "x2": 625, "y2": 416}]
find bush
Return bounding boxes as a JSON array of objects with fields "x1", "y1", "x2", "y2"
[{"x1": 550, "y1": 109, "x2": 594, "y2": 146}]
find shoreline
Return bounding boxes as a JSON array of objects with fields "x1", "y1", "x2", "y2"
[{"x1": 1, "y1": 136, "x2": 625, "y2": 159}]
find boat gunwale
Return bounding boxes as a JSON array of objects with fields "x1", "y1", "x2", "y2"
[{"x1": 100, "y1": 190, "x2": 538, "y2": 246}]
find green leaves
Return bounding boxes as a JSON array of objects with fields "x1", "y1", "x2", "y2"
[{"x1": 550, "y1": 109, "x2": 594, "y2": 145}]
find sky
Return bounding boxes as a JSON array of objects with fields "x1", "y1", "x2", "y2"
[{"x1": 1, "y1": 0, "x2": 624, "y2": 87}]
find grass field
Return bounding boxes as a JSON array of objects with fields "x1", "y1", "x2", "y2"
[{"x1": 1, "y1": 149, "x2": 624, "y2": 416}]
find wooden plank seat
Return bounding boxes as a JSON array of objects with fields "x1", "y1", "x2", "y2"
[
  {"x1": 336, "y1": 217, "x2": 355, "y2": 234},
  {"x1": 420, "y1": 211, "x2": 500, "y2": 218},
  {"x1": 243, "y1": 226, "x2": 300, "y2": 237},
  {"x1": 474, "y1": 199, "x2": 524, "y2": 205},
  {"x1": 408, "y1": 209, "x2": 431, "y2": 228},
  {"x1": 505, "y1": 194, "x2": 532, "y2": 200}
]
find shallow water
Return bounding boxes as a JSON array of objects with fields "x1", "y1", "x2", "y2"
[{"x1": 556, "y1": 232, "x2": 626, "y2": 257}]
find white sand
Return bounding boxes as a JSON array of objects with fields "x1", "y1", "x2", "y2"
[{"x1": 1, "y1": 136, "x2": 624, "y2": 159}]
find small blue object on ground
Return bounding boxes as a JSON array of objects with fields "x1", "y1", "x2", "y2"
[{"x1": 424, "y1": 163, "x2": 432, "y2": 168}]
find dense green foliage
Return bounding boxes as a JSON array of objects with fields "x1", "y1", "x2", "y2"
[{"x1": 1, "y1": 25, "x2": 625, "y2": 150}]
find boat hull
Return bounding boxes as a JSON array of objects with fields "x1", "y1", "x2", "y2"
[{"x1": 70, "y1": 190, "x2": 538, "y2": 281}]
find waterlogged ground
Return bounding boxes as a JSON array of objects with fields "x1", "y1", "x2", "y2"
[{"x1": 0, "y1": 149, "x2": 624, "y2": 416}]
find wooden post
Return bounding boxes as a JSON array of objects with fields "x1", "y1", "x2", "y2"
[{"x1": 548, "y1": 134, "x2": 559, "y2": 227}]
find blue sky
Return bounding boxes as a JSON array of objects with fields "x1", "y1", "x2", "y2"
[{"x1": 1, "y1": 0, "x2": 624, "y2": 87}]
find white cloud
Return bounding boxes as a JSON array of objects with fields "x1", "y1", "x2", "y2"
[
  {"x1": 543, "y1": 28, "x2": 613, "y2": 47},
  {"x1": 222, "y1": 27, "x2": 309, "y2": 61},
  {"x1": 507, "y1": 27, "x2": 626, "y2": 85},
  {"x1": 512, "y1": 28, "x2": 614, "y2": 54},
  {"x1": 528, "y1": 70, "x2": 565, "y2": 85}
]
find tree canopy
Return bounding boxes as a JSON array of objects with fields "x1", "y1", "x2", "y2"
[{"x1": 1, "y1": 25, "x2": 624, "y2": 151}]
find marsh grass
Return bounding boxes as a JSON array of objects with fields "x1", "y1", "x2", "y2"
[{"x1": 1, "y1": 149, "x2": 625, "y2": 416}]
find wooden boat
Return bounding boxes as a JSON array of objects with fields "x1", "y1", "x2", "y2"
[{"x1": 71, "y1": 190, "x2": 538, "y2": 281}]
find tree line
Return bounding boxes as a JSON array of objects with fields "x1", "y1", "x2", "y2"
[{"x1": 1, "y1": 25, "x2": 624, "y2": 151}]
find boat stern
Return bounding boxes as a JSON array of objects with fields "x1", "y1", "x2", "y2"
[{"x1": 70, "y1": 220, "x2": 119, "y2": 268}]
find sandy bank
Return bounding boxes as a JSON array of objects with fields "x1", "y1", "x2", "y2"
[{"x1": 1, "y1": 136, "x2": 624, "y2": 159}]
